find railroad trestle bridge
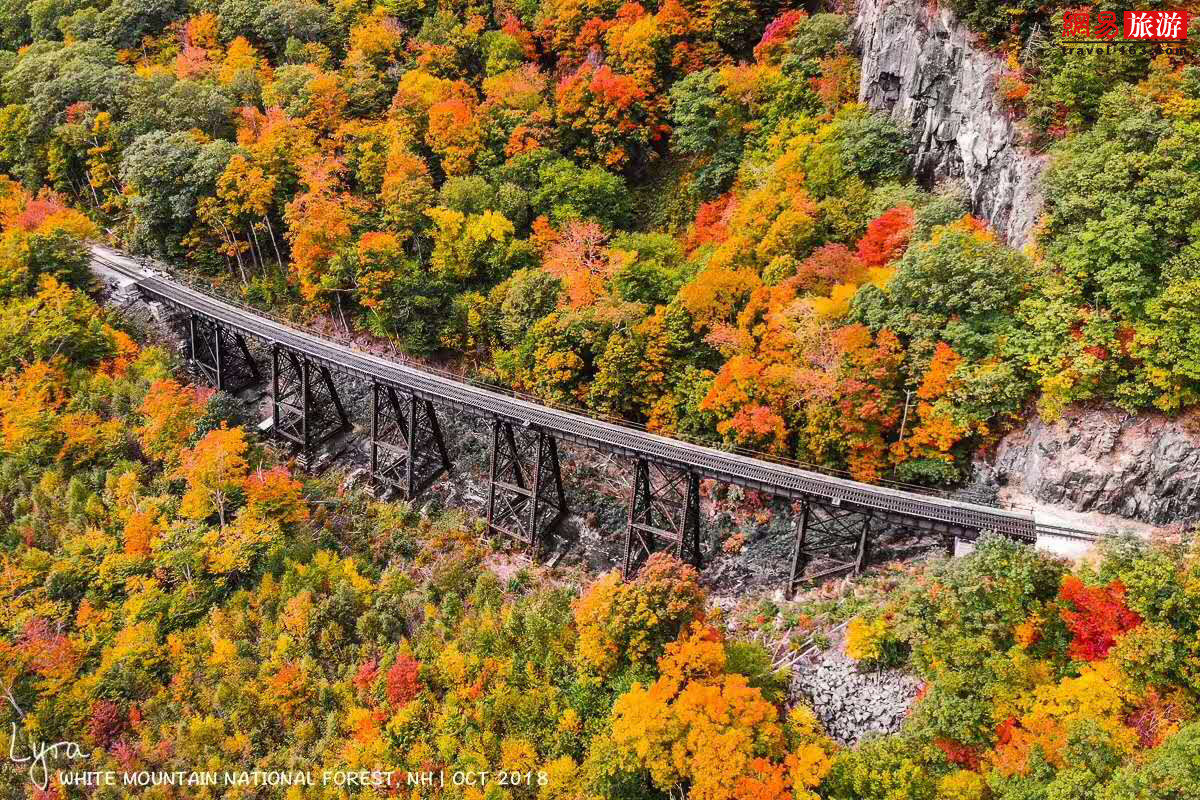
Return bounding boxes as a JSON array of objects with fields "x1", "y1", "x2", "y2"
[{"x1": 93, "y1": 246, "x2": 1078, "y2": 597}]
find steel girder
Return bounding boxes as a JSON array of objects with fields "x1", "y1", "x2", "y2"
[
  {"x1": 486, "y1": 420, "x2": 567, "y2": 558},
  {"x1": 270, "y1": 343, "x2": 350, "y2": 464},
  {"x1": 369, "y1": 381, "x2": 451, "y2": 498},
  {"x1": 187, "y1": 314, "x2": 260, "y2": 393},
  {"x1": 623, "y1": 459, "x2": 702, "y2": 578},
  {"x1": 785, "y1": 498, "x2": 872, "y2": 599}
]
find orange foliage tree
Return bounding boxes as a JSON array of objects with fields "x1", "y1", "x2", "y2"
[
  {"x1": 242, "y1": 466, "x2": 308, "y2": 527},
  {"x1": 283, "y1": 156, "x2": 366, "y2": 306},
  {"x1": 136, "y1": 379, "x2": 212, "y2": 465},
  {"x1": 610, "y1": 623, "x2": 834, "y2": 800},
  {"x1": 123, "y1": 511, "x2": 159, "y2": 557},
  {"x1": 700, "y1": 355, "x2": 790, "y2": 454},
  {"x1": 890, "y1": 341, "x2": 970, "y2": 470},
  {"x1": 556, "y1": 63, "x2": 663, "y2": 169},
  {"x1": 542, "y1": 220, "x2": 614, "y2": 308}
]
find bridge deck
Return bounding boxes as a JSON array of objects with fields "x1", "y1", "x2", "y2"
[{"x1": 94, "y1": 246, "x2": 1040, "y2": 540}]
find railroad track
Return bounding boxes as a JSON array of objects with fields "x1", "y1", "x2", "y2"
[{"x1": 92, "y1": 244, "x2": 1100, "y2": 548}]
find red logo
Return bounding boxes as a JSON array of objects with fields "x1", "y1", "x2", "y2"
[
  {"x1": 1095, "y1": 11, "x2": 1119, "y2": 39},
  {"x1": 1061, "y1": 8, "x2": 1189, "y2": 41},
  {"x1": 1124, "y1": 10, "x2": 1188, "y2": 39}
]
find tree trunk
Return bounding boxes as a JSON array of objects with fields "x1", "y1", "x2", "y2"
[
  {"x1": 335, "y1": 292, "x2": 351, "y2": 335},
  {"x1": 222, "y1": 223, "x2": 248, "y2": 284},
  {"x1": 250, "y1": 224, "x2": 266, "y2": 273},
  {"x1": 264, "y1": 216, "x2": 285, "y2": 266}
]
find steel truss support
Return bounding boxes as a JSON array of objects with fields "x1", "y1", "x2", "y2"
[
  {"x1": 270, "y1": 344, "x2": 350, "y2": 463},
  {"x1": 623, "y1": 459, "x2": 701, "y2": 578},
  {"x1": 486, "y1": 420, "x2": 567, "y2": 558},
  {"x1": 369, "y1": 382, "x2": 451, "y2": 498},
  {"x1": 187, "y1": 314, "x2": 260, "y2": 393},
  {"x1": 785, "y1": 498, "x2": 872, "y2": 599}
]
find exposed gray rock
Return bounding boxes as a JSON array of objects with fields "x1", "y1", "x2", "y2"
[
  {"x1": 853, "y1": 0, "x2": 1045, "y2": 246},
  {"x1": 793, "y1": 652, "x2": 923, "y2": 745},
  {"x1": 979, "y1": 406, "x2": 1200, "y2": 526}
]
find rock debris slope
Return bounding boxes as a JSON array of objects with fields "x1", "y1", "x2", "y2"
[
  {"x1": 853, "y1": 0, "x2": 1045, "y2": 246},
  {"x1": 793, "y1": 653, "x2": 924, "y2": 745}
]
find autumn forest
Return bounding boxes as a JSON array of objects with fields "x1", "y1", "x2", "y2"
[{"x1": 3, "y1": 0, "x2": 1200, "y2": 796}]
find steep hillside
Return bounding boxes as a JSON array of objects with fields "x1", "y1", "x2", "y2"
[
  {"x1": 1, "y1": 0, "x2": 1198, "y2": 499},
  {"x1": 3, "y1": 4, "x2": 1200, "y2": 796}
]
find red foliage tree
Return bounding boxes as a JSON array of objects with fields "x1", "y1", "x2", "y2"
[
  {"x1": 855, "y1": 205, "x2": 914, "y2": 267},
  {"x1": 793, "y1": 243, "x2": 867, "y2": 293},
  {"x1": 353, "y1": 658, "x2": 380, "y2": 693},
  {"x1": 20, "y1": 618, "x2": 79, "y2": 680},
  {"x1": 753, "y1": 10, "x2": 807, "y2": 63},
  {"x1": 1058, "y1": 576, "x2": 1142, "y2": 661},
  {"x1": 685, "y1": 194, "x2": 734, "y2": 254},
  {"x1": 934, "y1": 737, "x2": 982, "y2": 770},
  {"x1": 88, "y1": 699, "x2": 127, "y2": 749},
  {"x1": 386, "y1": 655, "x2": 421, "y2": 706}
]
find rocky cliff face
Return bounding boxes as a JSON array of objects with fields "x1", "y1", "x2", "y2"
[
  {"x1": 853, "y1": 0, "x2": 1045, "y2": 246},
  {"x1": 979, "y1": 407, "x2": 1200, "y2": 527}
]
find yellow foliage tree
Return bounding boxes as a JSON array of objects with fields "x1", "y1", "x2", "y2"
[
  {"x1": 176, "y1": 425, "x2": 249, "y2": 528},
  {"x1": 988, "y1": 659, "x2": 1140, "y2": 776},
  {"x1": 426, "y1": 206, "x2": 515, "y2": 283},
  {"x1": 845, "y1": 616, "x2": 889, "y2": 664},
  {"x1": 574, "y1": 554, "x2": 706, "y2": 679}
]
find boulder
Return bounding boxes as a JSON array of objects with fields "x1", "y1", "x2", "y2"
[{"x1": 793, "y1": 652, "x2": 923, "y2": 745}]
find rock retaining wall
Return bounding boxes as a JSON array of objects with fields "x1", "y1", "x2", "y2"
[{"x1": 980, "y1": 406, "x2": 1200, "y2": 527}]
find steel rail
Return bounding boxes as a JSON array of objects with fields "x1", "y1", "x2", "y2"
[{"x1": 94, "y1": 246, "x2": 1047, "y2": 540}]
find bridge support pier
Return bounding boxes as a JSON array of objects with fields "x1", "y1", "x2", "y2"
[
  {"x1": 623, "y1": 459, "x2": 701, "y2": 578},
  {"x1": 486, "y1": 420, "x2": 566, "y2": 558},
  {"x1": 187, "y1": 314, "x2": 259, "y2": 393},
  {"x1": 785, "y1": 499, "x2": 872, "y2": 599},
  {"x1": 270, "y1": 344, "x2": 350, "y2": 465},
  {"x1": 369, "y1": 382, "x2": 450, "y2": 498}
]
